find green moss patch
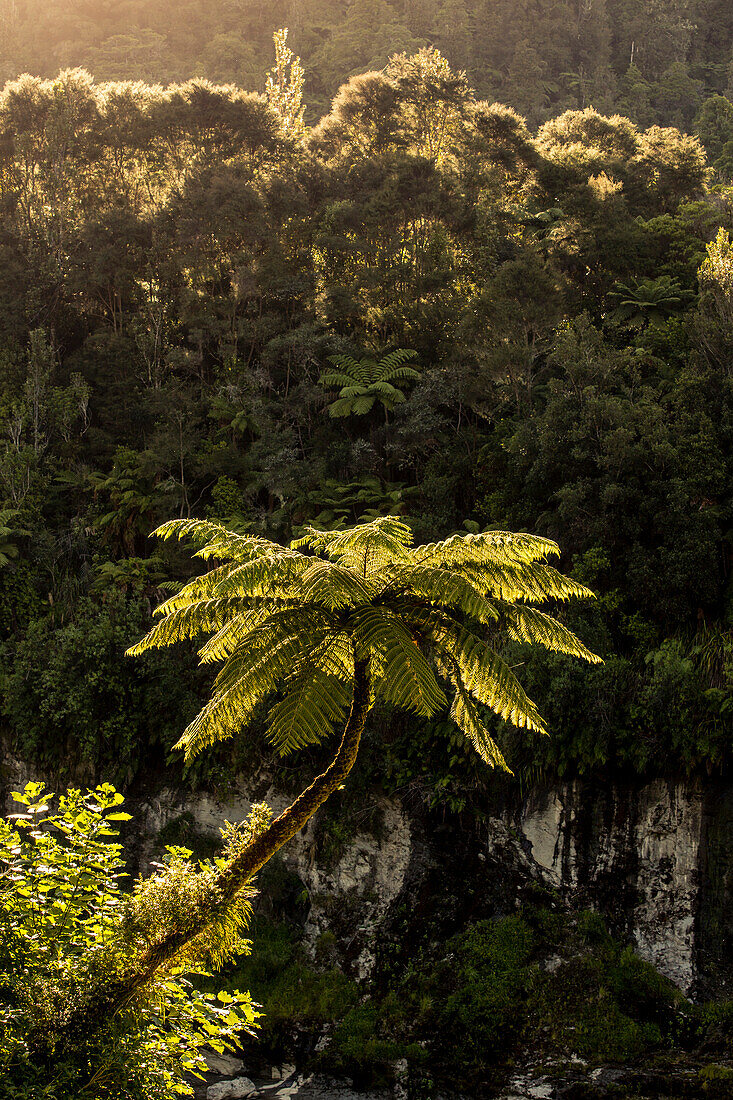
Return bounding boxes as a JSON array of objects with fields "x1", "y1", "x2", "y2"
[{"x1": 320, "y1": 907, "x2": 706, "y2": 1092}]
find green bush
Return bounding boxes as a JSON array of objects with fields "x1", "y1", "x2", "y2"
[
  {"x1": 2, "y1": 594, "x2": 200, "y2": 782},
  {"x1": 324, "y1": 1004, "x2": 414, "y2": 1086},
  {"x1": 321, "y1": 909, "x2": 700, "y2": 1091},
  {"x1": 225, "y1": 917, "x2": 358, "y2": 1029},
  {"x1": 529, "y1": 913, "x2": 686, "y2": 1062},
  {"x1": 0, "y1": 782, "x2": 258, "y2": 1099},
  {"x1": 696, "y1": 1000, "x2": 733, "y2": 1051},
  {"x1": 323, "y1": 916, "x2": 534, "y2": 1088}
]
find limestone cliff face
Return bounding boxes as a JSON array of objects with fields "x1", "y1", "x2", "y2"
[
  {"x1": 129, "y1": 772, "x2": 733, "y2": 999},
  {"x1": 3, "y1": 749, "x2": 731, "y2": 998},
  {"x1": 519, "y1": 780, "x2": 704, "y2": 993}
]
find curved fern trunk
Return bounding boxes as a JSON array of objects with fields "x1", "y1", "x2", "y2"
[
  {"x1": 136, "y1": 656, "x2": 372, "y2": 978},
  {"x1": 219, "y1": 657, "x2": 372, "y2": 887},
  {"x1": 37, "y1": 659, "x2": 372, "y2": 1063}
]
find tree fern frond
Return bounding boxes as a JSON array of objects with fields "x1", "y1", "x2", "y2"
[
  {"x1": 174, "y1": 679, "x2": 262, "y2": 758},
  {"x1": 318, "y1": 371, "x2": 363, "y2": 389},
  {"x1": 154, "y1": 564, "x2": 234, "y2": 615},
  {"x1": 328, "y1": 397, "x2": 364, "y2": 417},
  {"x1": 450, "y1": 677, "x2": 511, "y2": 772},
  {"x1": 266, "y1": 667, "x2": 351, "y2": 755},
  {"x1": 350, "y1": 606, "x2": 446, "y2": 716},
  {"x1": 299, "y1": 557, "x2": 374, "y2": 609},
  {"x1": 153, "y1": 519, "x2": 282, "y2": 562},
  {"x1": 349, "y1": 395, "x2": 376, "y2": 415},
  {"x1": 154, "y1": 518, "x2": 237, "y2": 546},
  {"x1": 312, "y1": 632, "x2": 354, "y2": 679},
  {"x1": 322, "y1": 516, "x2": 414, "y2": 575},
  {"x1": 212, "y1": 608, "x2": 339, "y2": 695},
  {"x1": 334, "y1": 384, "x2": 370, "y2": 398},
  {"x1": 413, "y1": 530, "x2": 561, "y2": 568},
  {"x1": 326, "y1": 354, "x2": 375, "y2": 385},
  {"x1": 379, "y1": 366, "x2": 421, "y2": 382},
  {"x1": 178, "y1": 621, "x2": 340, "y2": 757},
  {"x1": 377, "y1": 349, "x2": 418, "y2": 370},
  {"x1": 384, "y1": 565, "x2": 499, "y2": 626},
  {"x1": 290, "y1": 526, "x2": 335, "y2": 555},
  {"x1": 460, "y1": 559, "x2": 595, "y2": 603},
  {"x1": 437, "y1": 625, "x2": 547, "y2": 733},
  {"x1": 502, "y1": 605, "x2": 602, "y2": 662},
  {"x1": 126, "y1": 598, "x2": 248, "y2": 655},
  {"x1": 209, "y1": 554, "x2": 307, "y2": 599},
  {"x1": 370, "y1": 381, "x2": 402, "y2": 397},
  {"x1": 293, "y1": 518, "x2": 413, "y2": 574},
  {"x1": 326, "y1": 354, "x2": 361, "y2": 372},
  {"x1": 197, "y1": 604, "x2": 286, "y2": 663}
]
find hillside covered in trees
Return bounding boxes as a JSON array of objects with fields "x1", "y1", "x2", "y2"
[
  {"x1": 0, "y1": 37, "x2": 730, "y2": 799},
  {"x1": 2, "y1": 0, "x2": 733, "y2": 130},
  {"x1": 1, "y1": 5, "x2": 733, "y2": 1094}
]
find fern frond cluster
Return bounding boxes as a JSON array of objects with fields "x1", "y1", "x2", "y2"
[
  {"x1": 129, "y1": 516, "x2": 601, "y2": 772},
  {"x1": 318, "y1": 349, "x2": 421, "y2": 417}
]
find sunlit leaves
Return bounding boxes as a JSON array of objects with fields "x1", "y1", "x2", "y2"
[
  {"x1": 131, "y1": 516, "x2": 599, "y2": 765},
  {"x1": 0, "y1": 782, "x2": 260, "y2": 1095}
]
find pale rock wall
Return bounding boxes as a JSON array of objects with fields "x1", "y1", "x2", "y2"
[
  {"x1": 3, "y1": 747, "x2": 727, "y2": 996},
  {"x1": 519, "y1": 780, "x2": 704, "y2": 992}
]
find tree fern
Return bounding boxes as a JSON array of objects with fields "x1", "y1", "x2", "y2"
[
  {"x1": 130, "y1": 515, "x2": 599, "y2": 767},
  {"x1": 318, "y1": 349, "x2": 421, "y2": 417},
  {"x1": 48, "y1": 514, "x2": 602, "y2": 1042}
]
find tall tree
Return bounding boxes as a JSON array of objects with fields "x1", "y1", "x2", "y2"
[
  {"x1": 265, "y1": 27, "x2": 305, "y2": 139},
  {"x1": 35, "y1": 515, "x2": 599, "y2": 1063}
]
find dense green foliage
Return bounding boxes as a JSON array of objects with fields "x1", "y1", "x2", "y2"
[
  {"x1": 0, "y1": 20, "x2": 731, "y2": 1097},
  {"x1": 0, "y1": 39, "x2": 730, "y2": 794},
  {"x1": 226, "y1": 896, "x2": 733, "y2": 1095},
  {"x1": 2, "y1": 594, "x2": 200, "y2": 781},
  {"x1": 221, "y1": 917, "x2": 359, "y2": 1042},
  {"x1": 0, "y1": 782, "x2": 259, "y2": 1098}
]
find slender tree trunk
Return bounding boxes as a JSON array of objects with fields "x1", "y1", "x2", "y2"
[
  {"x1": 36, "y1": 659, "x2": 372, "y2": 1063},
  {"x1": 134, "y1": 656, "x2": 371, "y2": 981}
]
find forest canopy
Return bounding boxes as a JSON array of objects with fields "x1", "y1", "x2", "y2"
[
  {"x1": 0, "y1": 29, "x2": 730, "y2": 794},
  {"x1": 1, "y1": 0, "x2": 733, "y2": 132}
]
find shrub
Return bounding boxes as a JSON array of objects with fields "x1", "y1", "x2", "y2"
[
  {"x1": 219, "y1": 915, "x2": 358, "y2": 1064},
  {"x1": 0, "y1": 782, "x2": 258, "y2": 1099},
  {"x1": 529, "y1": 912, "x2": 686, "y2": 1062}
]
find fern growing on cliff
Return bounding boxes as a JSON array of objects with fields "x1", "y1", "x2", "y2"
[{"x1": 44, "y1": 516, "x2": 599, "y2": 1059}]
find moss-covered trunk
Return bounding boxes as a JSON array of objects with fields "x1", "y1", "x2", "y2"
[{"x1": 34, "y1": 658, "x2": 372, "y2": 1069}]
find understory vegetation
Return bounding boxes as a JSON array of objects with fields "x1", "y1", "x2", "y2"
[{"x1": 222, "y1": 878, "x2": 733, "y2": 1096}]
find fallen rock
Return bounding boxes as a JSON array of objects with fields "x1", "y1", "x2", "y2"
[
  {"x1": 206, "y1": 1078, "x2": 256, "y2": 1100},
  {"x1": 269, "y1": 1063, "x2": 297, "y2": 1080},
  {"x1": 205, "y1": 1052, "x2": 247, "y2": 1077},
  {"x1": 500, "y1": 1075, "x2": 554, "y2": 1100}
]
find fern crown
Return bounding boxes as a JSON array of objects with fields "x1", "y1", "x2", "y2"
[
  {"x1": 128, "y1": 516, "x2": 601, "y2": 772},
  {"x1": 319, "y1": 349, "x2": 421, "y2": 417}
]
